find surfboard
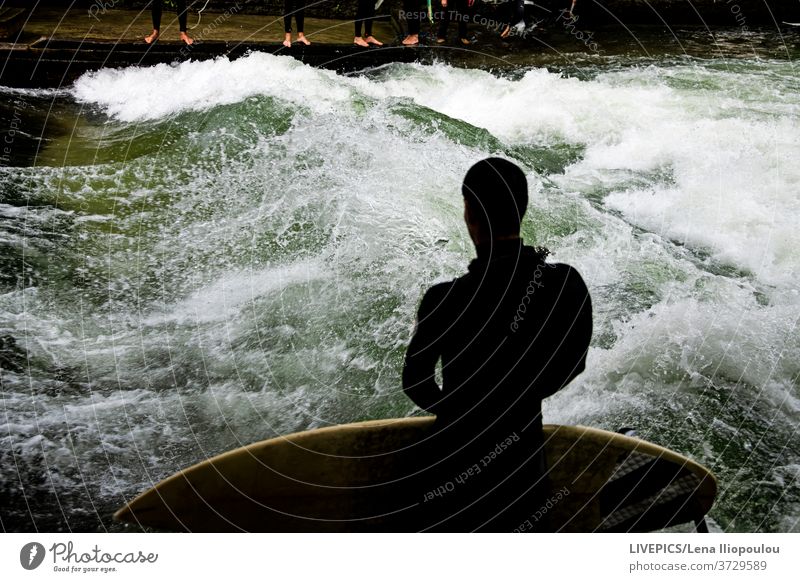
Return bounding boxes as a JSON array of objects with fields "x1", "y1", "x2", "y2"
[{"x1": 114, "y1": 417, "x2": 716, "y2": 532}]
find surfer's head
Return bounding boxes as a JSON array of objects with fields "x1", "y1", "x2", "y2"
[{"x1": 462, "y1": 157, "x2": 528, "y2": 245}]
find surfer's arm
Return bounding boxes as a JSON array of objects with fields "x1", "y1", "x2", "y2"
[
  {"x1": 402, "y1": 285, "x2": 448, "y2": 413},
  {"x1": 537, "y1": 266, "x2": 593, "y2": 399}
]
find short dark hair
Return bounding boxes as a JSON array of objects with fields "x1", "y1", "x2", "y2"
[{"x1": 462, "y1": 158, "x2": 528, "y2": 237}]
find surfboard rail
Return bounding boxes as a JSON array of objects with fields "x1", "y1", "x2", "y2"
[{"x1": 114, "y1": 418, "x2": 716, "y2": 532}]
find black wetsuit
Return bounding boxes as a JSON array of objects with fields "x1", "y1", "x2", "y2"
[
  {"x1": 506, "y1": 0, "x2": 525, "y2": 29},
  {"x1": 403, "y1": 0, "x2": 425, "y2": 36},
  {"x1": 437, "y1": 0, "x2": 471, "y2": 40},
  {"x1": 402, "y1": 238, "x2": 592, "y2": 531},
  {"x1": 284, "y1": 0, "x2": 306, "y2": 33},
  {"x1": 151, "y1": 0, "x2": 188, "y2": 33},
  {"x1": 355, "y1": 0, "x2": 376, "y2": 37}
]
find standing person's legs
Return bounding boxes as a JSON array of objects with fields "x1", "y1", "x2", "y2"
[
  {"x1": 457, "y1": 0, "x2": 470, "y2": 41},
  {"x1": 295, "y1": 2, "x2": 310, "y2": 44},
  {"x1": 176, "y1": 0, "x2": 193, "y2": 44},
  {"x1": 283, "y1": 0, "x2": 292, "y2": 46},
  {"x1": 403, "y1": 0, "x2": 421, "y2": 44},
  {"x1": 439, "y1": 0, "x2": 469, "y2": 43},
  {"x1": 177, "y1": 0, "x2": 188, "y2": 32},
  {"x1": 356, "y1": 0, "x2": 382, "y2": 46},
  {"x1": 152, "y1": 0, "x2": 162, "y2": 30},
  {"x1": 145, "y1": 0, "x2": 162, "y2": 43},
  {"x1": 355, "y1": 0, "x2": 368, "y2": 45},
  {"x1": 437, "y1": 3, "x2": 451, "y2": 41},
  {"x1": 284, "y1": 0, "x2": 294, "y2": 34},
  {"x1": 364, "y1": 6, "x2": 374, "y2": 38},
  {"x1": 147, "y1": 0, "x2": 192, "y2": 44},
  {"x1": 355, "y1": 0, "x2": 365, "y2": 37},
  {"x1": 502, "y1": 0, "x2": 525, "y2": 37},
  {"x1": 408, "y1": 3, "x2": 420, "y2": 35}
]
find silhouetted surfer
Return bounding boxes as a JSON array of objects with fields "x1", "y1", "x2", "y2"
[
  {"x1": 402, "y1": 158, "x2": 592, "y2": 531},
  {"x1": 145, "y1": 0, "x2": 193, "y2": 45}
]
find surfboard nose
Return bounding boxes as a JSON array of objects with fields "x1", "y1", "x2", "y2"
[
  {"x1": 113, "y1": 490, "x2": 179, "y2": 530},
  {"x1": 113, "y1": 504, "x2": 135, "y2": 524}
]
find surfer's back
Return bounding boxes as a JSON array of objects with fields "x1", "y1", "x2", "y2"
[
  {"x1": 401, "y1": 157, "x2": 593, "y2": 531},
  {"x1": 407, "y1": 240, "x2": 591, "y2": 429}
]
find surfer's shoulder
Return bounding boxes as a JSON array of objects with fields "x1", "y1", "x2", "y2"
[
  {"x1": 538, "y1": 259, "x2": 586, "y2": 282},
  {"x1": 544, "y1": 262, "x2": 592, "y2": 310}
]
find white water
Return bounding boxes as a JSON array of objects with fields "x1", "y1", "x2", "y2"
[
  {"x1": 73, "y1": 54, "x2": 800, "y2": 285},
  {"x1": 1, "y1": 52, "x2": 798, "y2": 531}
]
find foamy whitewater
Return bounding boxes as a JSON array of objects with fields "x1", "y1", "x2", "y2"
[{"x1": 1, "y1": 52, "x2": 798, "y2": 531}]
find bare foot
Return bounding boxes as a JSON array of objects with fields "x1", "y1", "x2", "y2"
[
  {"x1": 500, "y1": 25, "x2": 511, "y2": 39},
  {"x1": 180, "y1": 31, "x2": 194, "y2": 45},
  {"x1": 354, "y1": 36, "x2": 369, "y2": 47},
  {"x1": 144, "y1": 29, "x2": 159, "y2": 44},
  {"x1": 365, "y1": 36, "x2": 383, "y2": 46},
  {"x1": 297, "y1": 33, "x2": 311, "y2": 45},
  {"x1": 283, "y1": 33, "x2": 292, "y2": 48},
  {"x1": 402, "y1": 34, "x2": 418, "y2": 46}
]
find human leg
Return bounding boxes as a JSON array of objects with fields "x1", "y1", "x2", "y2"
[
  {"x1": 176, "y1": 0, "x2": 193, "y2": 44},
  {"x1": 457, "y1": 0, "x2": 470, "y2": 40},
  {"x1": 145, "y1": 0, "x2": 161, "y2": 43},
  {"x1": 403, "y1": 0, "x2": 421, "y2": 43},
  {"x1": 176, "y1": 0, "x2": 188, "y2": 32}
]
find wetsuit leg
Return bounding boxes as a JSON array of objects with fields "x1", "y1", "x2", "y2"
[
  {"x1": 296, "y1": 2, "x2": 305, "y2": 33},
  {"x1": 437, "y1": 7, "x2": 450, "y2": 39},
  {"x1": 438, "y1": 1, "x2": 469, "y2": 40},
  {"x1": 284, "y1": 0, "x2": 293, "y2": 33},
  {"x1": 364, "y1": 1, "x2": 374, "y2": 37},
  {"x1": 151, "y1": 0, "x2": 162, "y2": 30},
  {"x1": 355, "y1": 0, "x2": 367, "y2": 37},
  {"x1": 507, "y1": 0, "x2": 525, "y2": 27},
  {"x1": 404, "y1": 0, "x2": 421, "y2": 35},
  {"x1": 457, "y1": 0, "x2": 469, "y2": 39},
  {"x1": 177, "y1": 0, "x2": 188, "y2": 33}
]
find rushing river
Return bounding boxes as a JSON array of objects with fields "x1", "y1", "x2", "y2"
[{"x1": 1, "y1": 33, "x2": 799, "y2": 532}]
